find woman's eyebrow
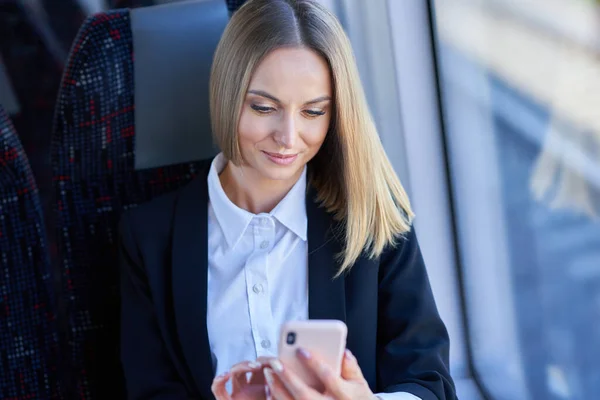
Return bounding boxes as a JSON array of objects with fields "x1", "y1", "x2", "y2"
[
  {"x1": 305, "y1": 95, "x2": 332, "y2": 105},
  {"x1": 247, "y1": 90, "x2": 331, "y2": 105},
  {"x1": 247, "y1": 90, "x2": 281, "y2": 103}
]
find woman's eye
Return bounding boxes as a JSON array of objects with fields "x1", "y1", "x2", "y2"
[
  {"x1": 305, "y1": 109, "x2": 326, "y2": 117},
  {"x1": 251, "y1": 104, "x2": 275, "y2": 114}
]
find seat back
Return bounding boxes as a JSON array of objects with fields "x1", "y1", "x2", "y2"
[
  {"x1": 51, "y1": 1, "x2": 229, "y2": 397},
  {"x1": 132, "y1": 0, "x2": 226, "y2": 169},
  {"x1": 110, "y1": 0, "x2": 246, "y2": 14},
  {"x1": 0, "y1": 106, "x2": 62, "y2": 399}
]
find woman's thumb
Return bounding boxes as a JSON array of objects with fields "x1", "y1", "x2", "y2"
[{"x1": 341, "y1": 349, "x2": 364, "y2": 381}]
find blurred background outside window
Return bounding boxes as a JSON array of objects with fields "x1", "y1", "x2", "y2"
[{"x1": 432, "y1": 0, "x2": 600, "y2": 399}]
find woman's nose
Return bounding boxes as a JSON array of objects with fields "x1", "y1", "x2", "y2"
[{"x1": 274, "y1": 114, "x2": 298, "y2": 149}]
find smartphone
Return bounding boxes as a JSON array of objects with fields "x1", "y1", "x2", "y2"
[{"x1": 277, "y1": 320, "x2": 347, "y2": 392}]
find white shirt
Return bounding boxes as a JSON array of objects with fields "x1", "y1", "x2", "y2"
[{"x1": 206, "y1": 153, "x2": 420, "y2": 400}]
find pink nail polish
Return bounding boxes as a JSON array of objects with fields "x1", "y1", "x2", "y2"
[
  {"x1": 269, "y1": 359, "x2": 284, "y2": 373},
  {"x1": 248, "y1": 361, "x2": 262, "y2": 369},
  {"x1": 217, "y1": 371, "x2": 229, "y2": 380},
  {"x1": 297, "y1": 347, "x2": 311, "y2": 359},
  {"x1": 264, "y1": 368, "x2": 275, "y2": 385}
]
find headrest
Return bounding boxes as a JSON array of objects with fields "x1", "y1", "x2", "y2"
[
  {"x1": 131, "y1": 0, "x2": 228, "y2": 170},
  {"x1": 0, "y1": 55, "x2": 20, "y2": 115}
]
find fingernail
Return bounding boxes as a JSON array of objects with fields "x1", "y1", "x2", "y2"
[
  {"x1": 345, "y1": 349, "x2": 355, "y2": 360},
  {"x1": 269, "y1": 359, "x2": 284, "y2": 373},
  {"x1": 297, "y1": 347, "x2": 311, "y2": 359},
  {"x1": 248, "y1": 361, "x2": 262, "y2": 369},
  {"x1": 216, "y1": 371, "x2": 229, "y2": 380},
  {"x1": 264, "y1": 368, "x2": 274, "y2": 385}
]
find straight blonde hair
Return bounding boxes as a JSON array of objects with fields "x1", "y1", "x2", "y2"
[{"x1": 210, "y1": 0, "x2": 414, "y2": 274}]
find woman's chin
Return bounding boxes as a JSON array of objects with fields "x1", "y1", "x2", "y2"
[
  {"x1": 254, "y1": 164, "x2": 303, "y2": 182},
  {"x1": 260, "y1": 169, "x2": 300, "y2": 182}
]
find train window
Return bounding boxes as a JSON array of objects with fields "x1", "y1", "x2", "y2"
[
  {"x1": 432, "y1": 0, "x2": 600, "y2": 399},
  {"x1": 337, "y1": 0, "x2": 600, "y2": 399},
  {"x1": 335, "y1": 0, "x2": 476, "y2": 397}
]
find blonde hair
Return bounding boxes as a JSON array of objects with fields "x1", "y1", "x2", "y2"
[{"x1": 210, "y1": 0, "x2": 414, "y2": 274}]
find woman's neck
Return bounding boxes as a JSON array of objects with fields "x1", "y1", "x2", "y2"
[{"x1": 218, "y1": 162, "x2": 302, "y2": 214}]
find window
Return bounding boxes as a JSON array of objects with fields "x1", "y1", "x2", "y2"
[
  {"x1": 432, "y1": 0, "x2": 600, "y2": 399},
  {"x1": 334, "y1": 0, "x2": 479, "y2": 397}
]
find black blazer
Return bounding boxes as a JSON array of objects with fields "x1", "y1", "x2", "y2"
[{"x1": 119, "y1": 159, "x2": 456, "y2": 400}]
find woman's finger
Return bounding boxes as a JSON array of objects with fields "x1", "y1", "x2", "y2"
[
  {"x1": 264, "y1": 368, "x2": 293, "y2": 400},
  {"x1": 268, "y1": 359, "x2": 323, "y2": 400},
  {"x1": 249, "y1": 356, "x2": 277, "y2": 385},
  {"x1": 256, "y1": 356, "x2": 277, "y2": 365},
  {"x1": 211, "y1": 371, "x2": 232, "y2": 400},
  {"x1": 340, "y1": 349, "x2": 365, "y2": 381},
  {"x1": 296, "y1": 348, "x2": 346, "y2": 399},
  {"x1": 229, "y1": 360, "x2": 263, "y2": 392}
]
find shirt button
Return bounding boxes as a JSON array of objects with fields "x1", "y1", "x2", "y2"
[
  {"x1": 261, "y1": 218, "x2": 270, "y2": 226},
  {"x1": 252, "y1": 283, "x2": 263, "y2": 294},
  {"x1": 261, "y1": 339, "x2": 271, "y2": 349},
  {"x1": 260, "y1": 240, "x2": 269, "y2": 249}
]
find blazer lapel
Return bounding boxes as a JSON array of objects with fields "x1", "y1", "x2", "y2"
[
  {"x1": 306, "y1": 186, "x2": 347, "y2": 323},
  {"x1": 171, "y1": 170, "x2": 214, "y2": 399}
]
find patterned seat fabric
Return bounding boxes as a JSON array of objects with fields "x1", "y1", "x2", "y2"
[
  {"x1": 0, "y1": 106, "x2": 62, "y2": 399},
  {"x1": 110, "y1": 0, "x2": 247, "y2": 14},
  {"x1": 109, "y1": 0, "x2": 161, "y2": 7},
  {"x1": 52, "y1": 10, "x2": 203, "y2": 399}
]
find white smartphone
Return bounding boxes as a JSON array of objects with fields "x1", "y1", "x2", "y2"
[{"x1": 277, "y1": 320, "x2": 348, "y2": 392}]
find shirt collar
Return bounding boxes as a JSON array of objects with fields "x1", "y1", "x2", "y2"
[
  {"x1": 271, "y1": 165, "x2": 308, "y2": 242},
  {"x1": 207, "y1": 153, "x2": 308, "y2": 249}
]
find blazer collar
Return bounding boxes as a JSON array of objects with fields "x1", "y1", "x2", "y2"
[{"x1": 171, "y1": 167, "x2": 347, "y2": 398}]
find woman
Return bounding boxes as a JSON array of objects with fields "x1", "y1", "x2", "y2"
[{"x1": 119, "y1": 0, "x2": 456, "y2": 399}]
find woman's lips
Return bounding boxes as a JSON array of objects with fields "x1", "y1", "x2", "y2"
[{"x1": 262, "y1": 151, "x2": 298, "y2": 166}]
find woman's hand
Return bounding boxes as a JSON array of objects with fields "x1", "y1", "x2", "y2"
[
  {"x1": 211, "y1": 359, "x2": 269, "y2": 400},
  {"x1": 264, "y1": 349, "x2": 376, "y2": 400}
]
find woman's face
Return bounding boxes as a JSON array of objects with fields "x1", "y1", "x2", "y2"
[{"x1": 236, "y1": 47, "x2": 332, "y2": 184}]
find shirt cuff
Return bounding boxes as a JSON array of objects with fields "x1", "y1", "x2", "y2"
[{"x1": 375, "y1": 392, "x2": 422, "y2": 400}]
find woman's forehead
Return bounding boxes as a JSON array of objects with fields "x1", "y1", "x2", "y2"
[{"x1": 248, "y1": 47, "x2": 332, "y2": 101}]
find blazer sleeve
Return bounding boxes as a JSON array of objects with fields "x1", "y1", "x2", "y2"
[
  {"x1": 119, "y1": 213, "x2": 191, "y2": 399},
  {"x1": 376, "y1": 226, "x2": 457, "y2": 400}
]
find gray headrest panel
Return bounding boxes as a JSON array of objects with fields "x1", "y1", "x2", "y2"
[
  {"x1": 0, "y1": 55, "x2": 20, "y2": 115},
  {"x1": 132, "y1": 0, "x2": 228, "y2": 170}
]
